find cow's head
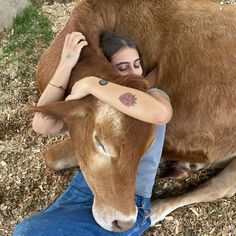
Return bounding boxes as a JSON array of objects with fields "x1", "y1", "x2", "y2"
[{"x1": 29, "y1": 75, "x2": 155, "y2": 232}]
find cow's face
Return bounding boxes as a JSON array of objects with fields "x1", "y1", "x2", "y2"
[
  {"x1": 29, "y1": 77, "x2": 155, "y2": 232},
  {"x1": 67, "y1": 100, "x2": 155, "y2": 231}
]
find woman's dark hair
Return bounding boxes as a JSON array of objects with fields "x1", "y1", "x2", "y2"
[{"x1": 99, "y1": 31, "x2": 143, "y2": 63}]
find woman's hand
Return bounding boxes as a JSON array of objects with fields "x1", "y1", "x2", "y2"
[
  {"x1": 65, "y1": 76, "x2": 97, "y2": 101},
  {"x1": 59, "y1": 32, "x2": 88, "y2": 69}
]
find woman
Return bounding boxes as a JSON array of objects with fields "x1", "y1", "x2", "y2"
[{"x1": 13, "y1": 31, "x2": 172, "y2": 235}]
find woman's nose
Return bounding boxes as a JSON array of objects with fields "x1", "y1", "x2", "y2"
[
  {"x1": 130, "y1": 67, "x2": 142, "y2": 76},
  {"x1": 130, "y1": 67, "x2": 136, "y2": 74}
]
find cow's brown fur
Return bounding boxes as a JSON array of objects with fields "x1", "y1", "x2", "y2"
[{"x1": 31, "y1": 0, "x2": 236, "y2": 232}]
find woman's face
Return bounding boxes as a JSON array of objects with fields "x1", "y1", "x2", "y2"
[{"x1": 111, "y1": 47, "x2": 143, "y2": 76}]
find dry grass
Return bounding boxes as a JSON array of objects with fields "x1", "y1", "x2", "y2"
[{"x1": 0, "y1": 1, "x2": 235, "y2": 236}]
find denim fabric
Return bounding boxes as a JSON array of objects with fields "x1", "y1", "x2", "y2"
[
  {"x1": 13, "y1": 171, "x2": 151, "y2": 236},
  {"x1": 135, "y1": 125, "x2": 166, "y2": 198}
]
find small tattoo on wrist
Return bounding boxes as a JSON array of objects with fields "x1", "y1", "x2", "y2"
[
  {"x1": 99, "y1": 79, "x2": 108, "y2": 86},
  {"x1": 119, "y1": 92, "x2": 137, "y2": 107}
]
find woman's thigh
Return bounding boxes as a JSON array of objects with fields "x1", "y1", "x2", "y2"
[
  {"x1": 13, "y1": 172, "x2": 151, "y2": 236},
  {"x1": 13, "y1": 205, "x2": 150, "y2": 236}
]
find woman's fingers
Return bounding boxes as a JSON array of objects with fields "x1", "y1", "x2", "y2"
[
  {"x1": 65, "y1": 93, "x2": 80, "y2": 101},
  {"x1": 64, "y1": 32, "x2": 85, "y2": 44},
  {"x1": 65, "y1": 32, "x2": 88, "y2": 50},
  {"x1": 60, "y1": 32, "x2": 88, "y2": 67},
  {"x1": 65, "y1": 95, "x2": 72, "y2": 101},
  {"x1": 70, "y1": 31, "x2": 83, "y2": 40},
  {"x1": 70, "y1": 32, "x2": 85, "y2": 44},
  {"x1": 73, "y1": 36, "x2": 87, "y2": 46},
  {"x1": 77, "y1": 40, "x2": 88, "y2": 50}
]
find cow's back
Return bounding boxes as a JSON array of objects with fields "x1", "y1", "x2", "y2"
[
  {"x1": 37, "y1": 0, "x2": 236, "y2": 163},
  {"x1": 109, "y1": 0, "x2": 236, "y2": 163}
]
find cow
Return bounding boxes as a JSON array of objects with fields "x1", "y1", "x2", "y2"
[{"x1": 29, "y1": 0, "x2": 236, "y2": 232}]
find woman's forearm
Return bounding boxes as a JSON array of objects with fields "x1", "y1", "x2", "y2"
[
  {"x1": 32, "y1": 63, "x2": 72, "y2": 134},
  {"x1": 37, "y1": 63, "x2": 72, "y2": 105},
  {"x1": 87, "y1": 77, "x2": 172, "y2": 125},
  {"x1": 32, "y1": 32, "x2": 88, "y2": 135}
]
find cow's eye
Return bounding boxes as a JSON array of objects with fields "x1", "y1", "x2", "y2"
[
  {"x1": 93, "y1": 131, "x2": 117, "y2": 157},
  {"x1": 95, "y1": 135, "x2": 106, "y2": 153},
  {"x1": 93, "y1": 134, "x2": 108, "y2": 155}
]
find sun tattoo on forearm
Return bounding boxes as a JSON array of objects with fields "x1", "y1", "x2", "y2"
[{"x1": 119, "y1": 92, "x2": 137, "y2": 107}]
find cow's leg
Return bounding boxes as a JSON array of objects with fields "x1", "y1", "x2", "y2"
[
  {"x1": 150, "y1": 157, "x2": 236, "y2": 225},
  {"x1": 162, "y1": 161, "x2": 209, "y2": 180},
  {"x1": 44, "y1": 138, "x2": 78, "y2": 171}
]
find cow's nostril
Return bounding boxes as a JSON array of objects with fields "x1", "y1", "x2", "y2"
[{"x1": 112, "y1": 219, "x2": 134, "y2": 232}]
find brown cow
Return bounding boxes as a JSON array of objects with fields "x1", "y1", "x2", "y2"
[{"x1": 29, "y1": 0, "x2": 236, "y2": 232}]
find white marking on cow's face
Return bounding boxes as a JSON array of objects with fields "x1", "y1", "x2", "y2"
[
  {"x1": 92, "y1": 203, "x2": 138, "y2": 232},
  {"x1": 71, "y1": 106, "x2": 88, "y2": 118},
  {"x1": 91, "y1": 102, "x2": 123, "y2": 161},
  {"x1": 95, "y1": 101, "x2": 123, "y2": 132},
  {"x1": 89, "y1": 152, "x2": 112, "y2": 171}
]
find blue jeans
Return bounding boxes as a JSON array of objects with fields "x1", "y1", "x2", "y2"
[{"x1": 13, "y1": 171, "x2": 151, "y2": 236}]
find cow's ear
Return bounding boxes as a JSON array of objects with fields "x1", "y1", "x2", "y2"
[{"x1": 27, "y1": 100, "x2": 90, "y2": 121}]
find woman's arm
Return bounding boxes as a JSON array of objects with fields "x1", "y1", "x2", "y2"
[
  {"x1": 32, "y1": 32, "x2": 88, "y2": 135},
  {"x1": 32, "y1": 63, "x2": 72, "y2": 135},
  {"x1": 66, "y1": 76, "x2": 173, "y2": 125}
]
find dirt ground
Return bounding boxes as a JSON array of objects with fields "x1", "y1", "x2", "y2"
[{"x1": 1, "y1": 1, "x2": 236, "y2": 236}]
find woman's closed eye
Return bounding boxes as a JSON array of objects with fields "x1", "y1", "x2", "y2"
[
  {"x1": 116, "y1": 65, "x2": 129, "y2": 72},
  {"x1": 134, "y1": 59, "x2": 141, "y2": 68}
]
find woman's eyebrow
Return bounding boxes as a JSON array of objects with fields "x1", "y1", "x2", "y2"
[
  {"x1": 115, "y1": 62, "x2": 129, "y2": 66},
  {"x1": 116, "y1": 58, "x2": 140, "y2": 66}
]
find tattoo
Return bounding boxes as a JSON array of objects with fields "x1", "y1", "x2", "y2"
[
  {"x1": 99, "y1": 79, "x2": 108, "y2": 85},
  {"x1": 119, "y1": 92, "x2": 137, "y2": 107},
  {"x1": 66, "y1": 53, "x2": 72, "y2": 59}
]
